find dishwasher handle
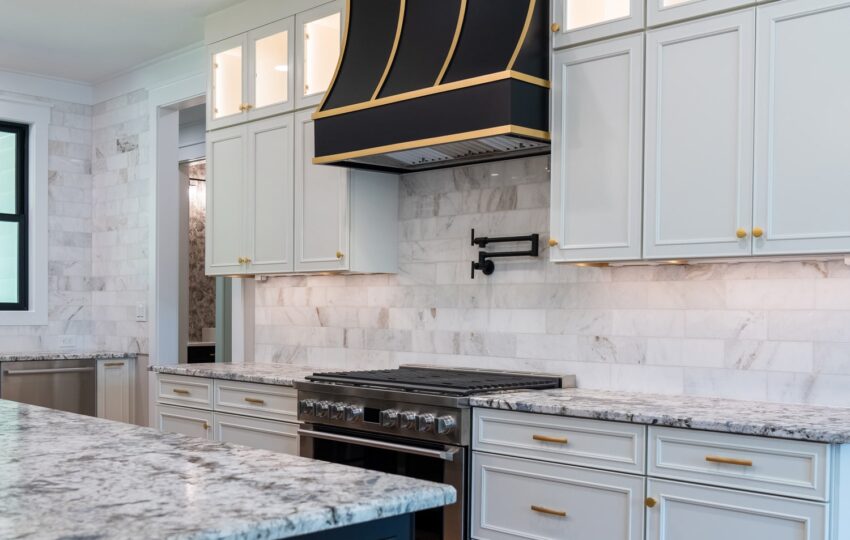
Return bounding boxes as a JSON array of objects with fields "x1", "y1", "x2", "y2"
[{"x1": 3, "y1": 367, "x2": 95, "y2": 375}]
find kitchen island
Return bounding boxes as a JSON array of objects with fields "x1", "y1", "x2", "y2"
[{"x1": 0, "y1": 399, "x2": 456, "y2": 540}]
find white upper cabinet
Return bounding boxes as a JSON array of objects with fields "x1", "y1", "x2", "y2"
[
  {"x1": 206, "y1": 125, "x2": 247, "y2": 275},
  {"x1": 550, "y1": 34, "x2": 644, "y2": 262},
  {"x1": 248, "y1": 18, "x2": 295, "y2": 121},
  {"x1": 552, "y1": 0, "x2": 644, "y2": 48},
  {"x1": 647, "y1": 0, "x2": 752, "y2": 26},
  {"x1": 752, "y1": 0, "x2": 850, "y2": 256},
  {"x1": 208, "y1": 34, "x2": 248, "y2": 130},
  {"x1": 295, "y1": 0, "x2": 344, "y2": 109},
  {"x1": 643, "y1": 10, "x2": 755, "y2": 259}
]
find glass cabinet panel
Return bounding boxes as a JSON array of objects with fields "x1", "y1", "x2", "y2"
[
  {"x1": 302, "y1": 12, "x2": 341, "y2": 98},
  {"x1": 567, "y1": 0, "x2": 631, "y2": 30},
  {"x1": 212, "y1": 46, "x2": 243, "y2": 119},
  {"x1": 254, "y1": 31, "x2": 289, "y2": 109}
]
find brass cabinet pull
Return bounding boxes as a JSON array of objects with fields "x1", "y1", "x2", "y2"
[
  {"x1": 532, "y1": 434, "x2": 568, "y2": 444},
  {"x1": 172, "y1": 389, "x2": 190, "y2": 395},
  {"x1": 244, "y1": 397, "x2": 266, "y2": 405},
  {"x1": 238, "y1": 104, "x2": 246, "y2": 112},
  {"x1": 705, "y1": 455, "x2": 753, "y2": 467},
  {"x1": 551, "y1": 22, "x2": 561, "y2": 32},
  {"x1": 548, "y1": 238, "x2": 558, "y2": 247},
  {"x1": 244, "y1": 257, "x2": 252, "y2": 264},
  {"x1": 645, "y1": 497, "x2": 657, "y2": 508},
  {"x1": 244, "y1": 104, "x2": 253, "y2": 111},
  {"x1": 752, "y1": 227, "x2": 764, "y2": 238},
  {"x1": 238, "y1": 257, "x2": 245, "y2": 264},
  {"x1": 736, "y1": 228, "x2": 747, "y2": 239},
  {"x1": 104, "y1": 362, "x2": 124, "y2": 368},
  {"x1": 202, "y1": 421, "x2": 210, "y2": 430},
  {"x1": 531, "y1": 504, "x2": 566, "y2": 517},
  {"x1": 336, "y1": 251, "x2": 344, "y2": 259}
]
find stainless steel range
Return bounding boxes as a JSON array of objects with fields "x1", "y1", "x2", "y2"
[{"x1": 296, "y1": 366, "x2": 573, "y2": 540}]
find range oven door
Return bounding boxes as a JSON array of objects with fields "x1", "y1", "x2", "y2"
[{"x1": 299, "y1": 425, "x2": 467, "y2": 540}]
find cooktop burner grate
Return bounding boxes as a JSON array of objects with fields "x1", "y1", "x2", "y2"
[{"x1": 305, "y1": 366, "x2": 561, "y2": 396}]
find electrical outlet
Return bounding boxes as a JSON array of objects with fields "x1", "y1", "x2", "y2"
[
  {"x1": 59, "y1": 336, "x2": 75, "y2": 350},
  {"x1": 135, "y1": 303, "x2": 147, "y2": 322}
]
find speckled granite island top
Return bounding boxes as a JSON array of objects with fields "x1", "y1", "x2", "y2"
[
  {"x1": 151, "y1": 362, "x2": 316, "y2": 386},
  {"x1": 470, "y1": 388, "x2": 850, "y2": 444},
  {"x1": 0, "y1": 351, "x2": 136, "y2": 362},
  {"x1": 0, "y1": 400, "x2": 456, "y2": 540}
]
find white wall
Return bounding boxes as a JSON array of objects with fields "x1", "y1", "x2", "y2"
[{"x1": 254, "y1": 155, "x2": 850, "y2": 408}]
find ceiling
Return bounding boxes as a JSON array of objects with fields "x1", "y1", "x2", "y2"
[{"x1": 0, "y1": 0, "x2": 244, "y2": 83}]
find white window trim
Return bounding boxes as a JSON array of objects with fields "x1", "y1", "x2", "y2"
[{"x1": 0, "y1": 96, "x2": 50, "y2": 325}]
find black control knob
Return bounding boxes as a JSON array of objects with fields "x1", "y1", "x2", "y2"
[
  {"x1": 380, "y1": 409, "x2": 399, "y2": 428},
  {"x1": 314, "y1": 401, "x2": 330, "y2": 418},
  {"x1": 400, "y1": 411, "x2": 418, "y2": 430},
  {"x1": 344, "y1": 405, "x2": 364, "y2": 422},
  {"x1": 329, "y1": 402, "x2": 345, "y2": 420},
  {"x1": 435, "y1": 415, "x2": 457, "y2": 435},
  {"x1": 416, "y1": 413, "x2": 435, "y2": 433}
]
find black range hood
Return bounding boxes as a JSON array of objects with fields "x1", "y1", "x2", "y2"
[{"x1": 312, "y1": 0, "x2": 550, "y2": 173}]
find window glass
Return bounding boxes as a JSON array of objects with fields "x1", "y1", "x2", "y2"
[{"x1": 0, "y1": 122, "x2": 26, "y2": 310}]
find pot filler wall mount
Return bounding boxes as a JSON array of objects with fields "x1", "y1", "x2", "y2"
[{"x1": 312, "y1": 0, "x2": 550, "y2": 173}]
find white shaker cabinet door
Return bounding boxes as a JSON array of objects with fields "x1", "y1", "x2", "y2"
[
  {"x1": 246, "y1": 115, "x2": 294, "y2": 274},
  {"x1": 752, "y1": 0, "x2": 850, "y2": 255},
  {"x1": 550, "y1": 34, "x2": 644, "y2": 263},
  {"x1": 643, "y1": 10, "x2": 756, "y2": 259},
  {"x1": 96, "y1": 358, "x2": 134, "y2": 424},
  {"x1": 206, "y1": 125, "x2": 248, "y2": 276},
  {"x1": 646, "y1": 479, "x2": 828, "y2": 540},
  {"x1": 213, "y1": 413, "x2": 299, "y2": 455},
  {"x1": 294, "y1": 108, "x2": 349, "y2": 272},
  {"x1": 155, "y1": 404, "x2": 214, "y2": 441}
]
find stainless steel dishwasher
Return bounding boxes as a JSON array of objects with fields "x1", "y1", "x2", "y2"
[{"x1": 0, "y1": 359, "x2": 96, "y2": 416}]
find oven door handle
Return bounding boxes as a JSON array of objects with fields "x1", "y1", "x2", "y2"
[{"x1": 297, "y1": 429, "x2": 459, "y2": 462}]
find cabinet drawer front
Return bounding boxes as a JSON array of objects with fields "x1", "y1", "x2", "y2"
[
  {"x1": 646, "y1": 479, "x2": 828, "y2": 540},
  {"x1": 156, "y1": 374, "x2": 213, "y2": 409},
  {"x1": 472, "y1": 453, "x2": 645, "y2": 540},
  {"x1": 156, "y1": 404, "x2": 213, "y2": 440},
  {"x1": 213, "y1": 412, "x2": 299, "y2": 455},
  {"x1": 213, "y1": 379, "x2": 297, "y2": 421},
  {"x1": 473, "y1": 409, "x2": 646, "y2": 474},
  {"x1": 649, "y1": 427, "x2": 830, "y2": 501}
]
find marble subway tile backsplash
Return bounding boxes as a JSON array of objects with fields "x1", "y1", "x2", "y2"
[{"x1": 255, "y1": 155, "x2": 850, "y2": 407}]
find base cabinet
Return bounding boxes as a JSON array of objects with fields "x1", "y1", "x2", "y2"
[
  {"x1": 156, "y1": 403, "x2": 214, "y2": 440},
  {"x1": 472, "y1": 452, "x2": 645, "y2": 539},
  {"x1": 213, "y1": 411, "x2": 299, "y2": 454},
  {"x1": 96, "y1": 357, "x2": 135, "y2": 423},
  {"x1": 646, "y1": 479, "x2": 828, "y2": 540}
]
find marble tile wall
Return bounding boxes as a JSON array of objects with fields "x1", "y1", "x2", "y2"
[
  {"x1": 255, "y1": 155, "x2": 850, "y2": 407},
  {"x1": 0, "y1": 91, "x2": 94, "y2": 352},
  {"x1": 90, "y1": 90, "x2": 149, "y2": 354}
]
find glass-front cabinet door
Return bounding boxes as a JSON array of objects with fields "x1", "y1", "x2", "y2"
[
  {"x1": 647, "y1": 0, "x2": 751, "y2": 26},
  {"x1": 295, "y1": 0, "x2": 343, "y2": 109},
  {"x1": 208, "y1": 34, "x2": 248, "y2": 131},
  {"x1": 248, "y1": 18, "x2": 295, "y2": 121},
  {"x1": 552, "y1": 0, "x2": 644, "y2": 48}
]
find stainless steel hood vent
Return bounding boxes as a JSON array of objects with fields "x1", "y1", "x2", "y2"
[{"x1": 312, "y1": 0, "x2": 550, "y2": 173}]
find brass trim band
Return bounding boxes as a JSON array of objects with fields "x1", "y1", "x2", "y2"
[
  {"x1": 507, "y1": 0, "x2": 536, "y2": 71},
  {"x1": 312, "y1": 124, "x2": 550, "y2": 165},
  {"x1": 371, "y1": 0, "x2": 407, "y2": 101},
  {"x1": 435, "y1": 0, "x2": 467, "y2": 86},
  {"x1": 313, "y1": 70, "x2": 550, "y2": 120}
]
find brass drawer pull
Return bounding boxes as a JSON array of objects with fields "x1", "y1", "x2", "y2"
[
  {"x1": 531, "y1": 505, "x2": 567, "y2": 518},
  {"x1": 705, "y1": 455, "x2": 753, "y2": 467},
  {"x1": 244, "y1": 397, "x2": 266, "y2": 405},
  {"x1": 533, "y1": 434, "x2": 569, "y2": 444},
  {"x1": 104, "y1": 362, "x2": 124, "y2": 367},
  {"x1": 172, "y1": 389, "x2": 191, "y2": 395}
]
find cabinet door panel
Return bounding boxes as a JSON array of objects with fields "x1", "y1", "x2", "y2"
[
  {"x1": 294, "y1": 109, "x2": 349, "y2": 272},
  {"x1": 753, "y1": 0, "x2": 850, "y2": 255},
  {"x1": 247, "y1": 115, "x2": 294, "y2": 274},
  {"x1": 213, "y1": 412, "x2": 299, "y2": 455},
  {"x1": 155, "y1": 404, "x2": 213, "y2": 440},
  {"x1": 248, "y1": 17, "x2": 295, "y2": 120},
  {"x1": 552, "y1": 0, "x2": 644, "y2": 48},
  {"x1": 646, "y1": 479, "x2": 828, "y2": 540},
  {"x1": 208, "y1": 34, "x2": 248, "y2": 130},
  {"x1": 97, "y1": 359, "x2": 133, "y2": 423},
  {"x1": 295, "y1": 0, "x2": 344, "y2": 109},
  {"x1": 644, "y1": 11, "x2": 755, "y2": 259},
  {"x1": 206, "y1": 126, "x2": 247, "y2": 275},
  {"x1": 550, "y1": 34, "x2": 644, "y2": 262},
  {"x1": 472, "y1": 453, "x2": 645, "y2": 540},
  {"x1": 648, "y1": 0, "x2": 751, "y2": 26}
]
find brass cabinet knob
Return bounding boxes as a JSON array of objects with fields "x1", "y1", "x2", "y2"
[
  {"x1": 238, "y1": 104, "x2": 246, "y2": 112},
  {"x1": 202, "y1": 421, "x2": 210, "y2": 430},
  {"x1": 645, "y1": 497, "x2": 657, "y2": 508},
  {"x1": 237, "y1": 257, "x2": 245, "y2": 264},
  {"x1": 244, "y1": 103, "x2": 253, "y2": 111},
  {"x1": 548, "y1": 238, "x2": 558, "y2": 247},
  {"x1": 244, "y1": 257, "x2": 252, "y2": 263},
  {"x1": 551, "y1": 22, "x2": 561, "y2": 32},
  {"x1": 752, "y1": 227, "x2": 764, "y2": 238},
  {"x1": 736, "y1": 228, "x2": 747, "y2": 239},
  {"x1": 336, "y1": 251, "x2": 344, "y2": 259}
]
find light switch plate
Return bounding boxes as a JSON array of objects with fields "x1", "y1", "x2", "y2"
[
  {"x1": 59, "y1": 336, "x2": 75, "y2": 350},
  {"x1": 135, "y1": 303, "x2": 147, "y2": 322}
]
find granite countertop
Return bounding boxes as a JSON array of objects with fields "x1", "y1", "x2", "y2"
[
  {"x1": 0, "y1": 351, "x2": 137, "y2": 363},
  {"x1": 151, "y1": 362, "x2": 316, "y2": 386},
  {"x1": 470, "y1": 388, "x2": 850, "y2": 444},
  {"x1": 0, "y1": 400, "x2": 455, "y2": 540}
]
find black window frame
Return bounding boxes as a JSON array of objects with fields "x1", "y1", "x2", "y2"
[{"x1": 0, "y1": 121, "x2": 28, "y2": 311}]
